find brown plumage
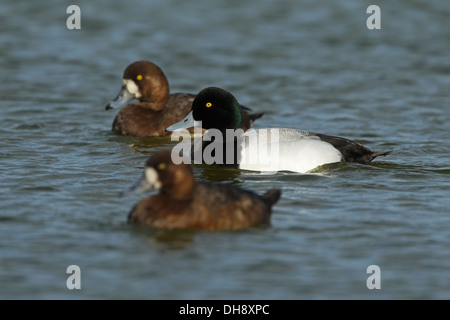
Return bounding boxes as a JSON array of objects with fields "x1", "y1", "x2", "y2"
[
  {"x1": 105, "y1": 60, "x2": 263, "y2": 137},
  {"x1": 125, "y1": 150, "x2": 281, "y2": 231}
]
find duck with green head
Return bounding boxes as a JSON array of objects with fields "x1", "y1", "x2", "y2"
[{"x1": 166, "y1": 87, "x2": 391, "y2": 173}]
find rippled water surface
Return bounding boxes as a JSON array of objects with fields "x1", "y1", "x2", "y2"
[{"x1": 1, "y1": 0, "x2": 450, "y2": 299}]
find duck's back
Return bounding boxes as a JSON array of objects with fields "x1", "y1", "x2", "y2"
[
  {"x1": 192, "y1": 183, "x2": 276, "y2": 229},
  {"x1": 113, "y1": 93, "x2": 194, "y2": 137},
  {"x1": 128, "y1": 182, "x2": 278, "y2": 230},
  {"x1": 160, "y1": 93, "x2": 195, "y2": 130}
]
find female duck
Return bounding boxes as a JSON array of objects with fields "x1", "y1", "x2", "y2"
[
  {"x1": 105, "y1": 61, "x2": 263, "y2": 137},
  {"x1": 123, "y1": 150, "x2": 281, "y2": 230},
  {"x1": 166, "y1": 87, "x2": 391, "y2": 173}
]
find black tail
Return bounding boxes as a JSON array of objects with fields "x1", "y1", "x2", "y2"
[
  {"x1": 240, "y1": 104, "x2": 264, "y2": 131},
  {"x1": 248, "y1": 112, "x2": 265, "y2": 122},
  {"x1": 367, "y1": 151, "x2": 392, "y2": 163},
  {"x1": 262, "y1": 189, "x2": 281, "y2": 207},
  {"x1": 314, "y1": 133, "x2": 392, "y2": 164}
]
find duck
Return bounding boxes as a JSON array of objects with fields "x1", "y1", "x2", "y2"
[
  {"x1": 165, "y1": 87, "x2": 391, "y2": 173},
  {"x1": 105, "y1": 60, "x2": 263, "y2": 137},
  {"x1": 123, "y1": 150, "x2": 281, "y2": 230}
]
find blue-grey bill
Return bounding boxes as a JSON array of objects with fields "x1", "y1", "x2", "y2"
[
  {"x1": 119, "y1": 174, "x2": 152, "y2": 197},
  {"x1": 165, "y1": 111, "x2": 201, "y2": 132},
  {"x1": 120, "y1": 168, "x2": 162, "y2": 197},
  {"x1": 105, "y1": 86, "x2": 136, "y2": 110}
]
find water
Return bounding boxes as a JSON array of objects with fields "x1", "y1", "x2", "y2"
[{"x1": 1, "y1": 0, "x2": 449, "y2": 299}]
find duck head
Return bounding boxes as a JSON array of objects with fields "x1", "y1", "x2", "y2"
[
  {"x1": 105, "y1": 60, "x2": 169, "y2": 111},
  {"x1": 166, "y1": 87, "x2": 243, "y2": 132}
]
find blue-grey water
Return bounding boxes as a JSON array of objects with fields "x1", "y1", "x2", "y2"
[{"x1": 1, "y1": 0, "x2": 449, "y2": 299}]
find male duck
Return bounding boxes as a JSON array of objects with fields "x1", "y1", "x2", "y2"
[
  {"x1": 166, "y1": 87, "x2": 391, "y2": 173},
  {"x1": 105, "y1": 60, "x2": 263, "y2": 137},
  {"x1": 123, "y1": 150, "x2": 281, "y2": 230}
]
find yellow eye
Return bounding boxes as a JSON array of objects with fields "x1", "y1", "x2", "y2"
[
  {"x1": 136, "y1": 74, "x2": 143, "y2": 81},
  {"x1": 157, "y1": 163, "x2": 166, "y2": 170},
  {"x1": 206, "y1": 102, "x2": 212, "y2": 108}
]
